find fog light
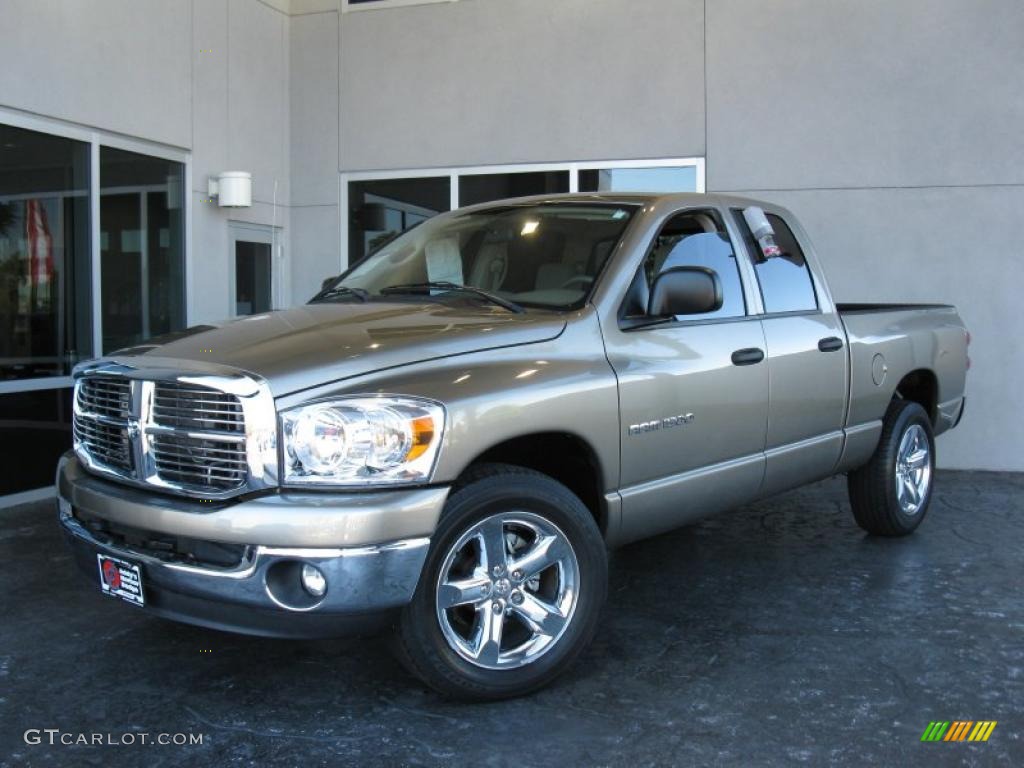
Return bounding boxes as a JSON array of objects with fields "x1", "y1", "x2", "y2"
[{"x1": 301, "y1": 564, "x2": 327, "y2": 597}]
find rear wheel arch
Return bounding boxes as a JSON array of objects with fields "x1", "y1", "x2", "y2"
[{"x1": 893, "y1": 368, "x2": 939, "y2": 424}]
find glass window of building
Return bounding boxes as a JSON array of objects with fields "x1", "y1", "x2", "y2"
[
  {"x1": 458, "y1": 171, "x2": 570, "y2": 207},
  {"x1": 0, "y1": 124, "x2": 91, "y2": 380},
  {"x1": 348, "y1": 176, "x2": 450, "y2": 265},
  {"x1": 99, "y1": 146, "x2": 185, "y2": 352},
  {"x1": 578, "y1": 166, "x2": 698, "y2": 193}
]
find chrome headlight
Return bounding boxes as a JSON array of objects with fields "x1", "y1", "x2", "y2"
[{"x1": 281, "y1": 396, "x2": 444, "y2": 487}]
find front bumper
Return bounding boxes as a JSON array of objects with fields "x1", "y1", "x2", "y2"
[{"x1": 57, "y1": 454, "x2": 449, "y2": 638}]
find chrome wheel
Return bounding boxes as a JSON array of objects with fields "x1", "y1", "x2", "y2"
[
  {"x1": 435, "y1": 511, "x2": 580, "y2": 671},
  {"x1": 895, "y1": 423, "x2": 931, "y2": 515}
]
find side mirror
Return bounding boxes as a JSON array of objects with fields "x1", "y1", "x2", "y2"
[
  {"x1": 648, "y1": 266, "x2": 723, "y2": 317},
  {"x1": 321, "y1": 275, "x2": 339, "y2": 291}
]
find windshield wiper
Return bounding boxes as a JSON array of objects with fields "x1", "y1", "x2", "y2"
[
  {"x1": 379, "y1": 281, "x2": 525, "y2": 314},
  {"x1": 309, "y1": 285, "x2": 369, "y2": 303}
]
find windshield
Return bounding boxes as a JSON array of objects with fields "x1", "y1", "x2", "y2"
[{"x1": 319, "y1": 202, "x2": 637, "y2": 311}]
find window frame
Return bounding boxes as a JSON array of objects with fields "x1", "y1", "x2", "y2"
[
  {"x1": 342, "y1": 0, "x2": 457, "y2": 12},
  {"x1": 0, "y1": 106, "x2": 191, "y2": 393},
  {"x1": 339, "y1": 157, "x2": 705, "y2": 273}
]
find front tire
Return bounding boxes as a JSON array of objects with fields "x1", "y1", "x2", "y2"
[
  {"x1": 848, "y1": 399, "x2": 936, "y2": 536},
  {"x1": 394, "y1": 464, "x2": 607, "y2": 700}
]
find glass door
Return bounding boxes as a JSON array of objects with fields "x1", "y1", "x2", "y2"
[{"x1": 230, "y1": 223, "x2": 275, "y2": 316}]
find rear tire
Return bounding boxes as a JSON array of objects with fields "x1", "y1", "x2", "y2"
[
  {"x1": 848, "y1": 399, "x2": 935, "y2": 536},
  {"x1": 393, "y1": 463, "x2": 607, "y2": 700}
]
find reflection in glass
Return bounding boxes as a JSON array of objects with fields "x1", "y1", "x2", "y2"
[
  {"x1": 458, "y1": 171, "x2": 569, "y2": 207},
  {"x1": 100, "y1": 146, "x2": 184, "y2": 352},
  {"x1": 578, "y1": 166, "x2": 697, "y2": 193},
  {"x1": 0, "y1": 124, "x2": 91, "y2": 380},
  {"x1": 0, "y1": 387, "x2": 72, "y2": 495},
  {"x1": 348, "y1": 177, "x2": 450, "y2": 265}
]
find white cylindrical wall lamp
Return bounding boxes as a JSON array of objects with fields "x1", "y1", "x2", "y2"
[{"x1": 208, "y1": 171, "x2": 252, "y2": 207}]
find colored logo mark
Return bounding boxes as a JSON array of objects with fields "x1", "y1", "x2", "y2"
[{"x1": 921, "y1": 721, "x2": 997, "y2": 742}]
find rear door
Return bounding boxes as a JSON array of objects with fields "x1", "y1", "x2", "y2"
[
  {"x1": 604, "y1": 207, "x2": 769, "y2": 542},
  {"x1": 733, "y1": 209, "x2": 848, "y2": 496}
]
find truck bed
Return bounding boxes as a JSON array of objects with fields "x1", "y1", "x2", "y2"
[
  {"x1": 836, "y1": 302, "x2": 954, "y2": 313},
  {"x1": 837, "y1": 303, "x2": 967, "y2": 439}
]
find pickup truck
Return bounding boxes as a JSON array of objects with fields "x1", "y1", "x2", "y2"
[{"x1": 57, "y1": 193, "x2": 968, "y2": 700}]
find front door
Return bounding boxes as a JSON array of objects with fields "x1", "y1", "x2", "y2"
[
  {"x1": 229, "y1": 223, "x2": 275, "y2": 316},
  {"x1": 605, "y1": 208, "x2": 770, "y2": 543}
]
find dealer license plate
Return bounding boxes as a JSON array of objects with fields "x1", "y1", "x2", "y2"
[{"x1": 96, "y1": 554, "x2": 145, "y2": 607}]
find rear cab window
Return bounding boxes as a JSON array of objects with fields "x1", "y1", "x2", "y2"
[{"x1": 734, "y1": 210, "x2": 818, "y2": 314}]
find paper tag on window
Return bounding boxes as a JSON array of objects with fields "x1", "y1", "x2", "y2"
[{"x1": 425, "y1": 237, "x2": 464, "y2": 285}]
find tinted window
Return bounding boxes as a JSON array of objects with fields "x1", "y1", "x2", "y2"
[
  {"x1": 738, "y1": 211, "x2": 818, "y2": 314},
  {"x1": 348, "y1": 176, "x2": 450, "y2": 264},
  {"x1": 0, "y1": 387, "x2": 71, "y2": 495},
  {"x1": 0, "y1": 123, "x2": 91, "y2": 380},
  {"x1": 99, "y1": 147, "x2": 185, "y2": 353},
  {"x1": 640, "y1": 210, "x2": 746, "y2": 320}
]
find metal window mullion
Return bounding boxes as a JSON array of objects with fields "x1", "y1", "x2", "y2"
[
  {"x1": 89, "y1": 139, "x2": 102, "y2": 358},
  {"x1": 449, "y1": 173, "x2": 459, "y2": 210},
  {"x1": 140, "y1": 191, "x2": 150, "y2": 339}
]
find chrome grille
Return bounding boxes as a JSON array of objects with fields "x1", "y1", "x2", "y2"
[
  {"x1": 72, "y1": 368, "x2": 276, "y2": 499},
  {"x1": 74, "y1": 378, "x2": 134, "y2": 472},
  {"x1": 150, "y1": 433, "x2": 247, "y2": 491},
  {"x1": 148, "y1": 383, "x2": 247, "y2": 492},
  {"x1": 77, "y1": 376, "x2": 131, "y2": 421},
  {"x1": 152, "y1": 382, "x2": 244, "y2": 433}
]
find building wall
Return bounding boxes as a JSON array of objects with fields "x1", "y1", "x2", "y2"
[
  {"x1": 0, "y1": 0, "x2": 292, "y2": 327},
  {"x1": 1, "y1": 0, "x2": 1020, "y2": 472},
  {"x1": 191, "y1": 0, "x2": 292, "y2": 323},
  {"x1": 702, "y1": 0, "x2": 1024, "y2": 471},
  {"x1": 289, "y1": 4, "x2": 340, "y2": 304},
  {"x1": 328, "y1": 0, "x2": 1024, "y2": 472},
  {"x1": 338, "y1": 0, "x2": 706, "y2": 171}
]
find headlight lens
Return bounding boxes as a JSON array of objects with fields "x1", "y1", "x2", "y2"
[{"x1": 281, "y1": 396, "x2": 444, "y2": 486}]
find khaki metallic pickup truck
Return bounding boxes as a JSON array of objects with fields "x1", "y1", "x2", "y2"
[{"x1": 58, "y1": 193, "x2": 968, "y2": 699}]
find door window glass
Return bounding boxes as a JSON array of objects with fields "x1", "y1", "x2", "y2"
[
  {"x1": 235, "y1": 240, "x2": 272, "y2": 315},
  {"x1": 630, "y1": 210, "x2": 746, "y2": 321}
]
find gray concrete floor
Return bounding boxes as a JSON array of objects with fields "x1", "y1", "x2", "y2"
[{"x1": 1, "y1": 470, "x2": 1022, "y2": 767}]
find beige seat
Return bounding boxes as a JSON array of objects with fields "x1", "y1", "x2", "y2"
[{"x1": 469, "y1": 242, "x2": 508, "y2": 291}]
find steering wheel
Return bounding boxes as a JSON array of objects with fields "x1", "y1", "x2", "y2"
[{"x1": 560, "y1": 276, "x2": 594, "y2": 291}]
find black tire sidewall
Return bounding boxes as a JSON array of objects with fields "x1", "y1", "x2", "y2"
[
  {"x1": 399, "y1": 468, "x2": 607, "y2": 699},
  {"x1": 881, "y1": 401, "x2": 936, "y2": 530}
]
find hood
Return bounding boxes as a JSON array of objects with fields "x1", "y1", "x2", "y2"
[{"x1": 110, "y1": 301, "x2": 567, "y2": 396}]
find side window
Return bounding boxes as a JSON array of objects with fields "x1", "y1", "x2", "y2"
[
  {"x1": 636, "y1": 210, "x2": 747, "y2": 321},
  {"x1": 736, "y1": 211, "x2": 818, "y2": 314}
]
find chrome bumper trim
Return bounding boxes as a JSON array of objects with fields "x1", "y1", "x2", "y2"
[{"x1": 59, "y1": 498, "x2": 430, "y2": 615}]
